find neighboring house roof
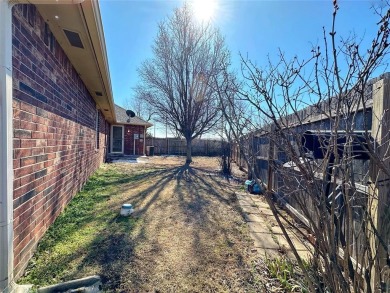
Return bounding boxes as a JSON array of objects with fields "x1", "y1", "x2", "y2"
[
  {"x1": 34, "y1": 0, "x2": 116, "y2": 123},
  {"x1": 114, "y1": 105, "x2": 153, "y2": 128}
]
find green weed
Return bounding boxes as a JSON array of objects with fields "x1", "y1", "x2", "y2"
[{"x1": 265, "y1": 255, "x2": 308, "y2": 292}]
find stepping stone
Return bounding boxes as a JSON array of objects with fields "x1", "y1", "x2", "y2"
[
  {"x1": 252, "y1": 200, "x2": 270, "y2": 209},
  {"x1": 247, "y1": 222, "x2": 270, "y2": 233},
  {"x1": 250, "y1": 196, "x2": 265, "y2": 203},
  {"x1": 237, "y1": 197, "x2": 254, "y2": 206},
  {"x1": 237, "y1": 188, "x2": 311, "y2": 262},
  {"x1": 236, "y1": 193, "x2": 250, "y2": 200},
  {"x1": 259, "y1": 248, "x2": 280, "y2": 258},
  {"x1": 258, "y1": 208, "x2": 274, "y2": 216},
  {"x1": 250, "y1": 232, "x2": 279, "y2": 250},
  {"x1": 244, "y1": 213, "x2": 265, "y2": 223},
  {"x1": 270, "y1": 226, "x2": 284, "y2": 235},
  {"x1": 250, "y1": 247, "x2": 279, "y2": 257},
  {"x1": 274, "y1": 234, "x2": 309, "y2": 252},
  {"x1": 241, "y1": 206, "x2": 261, "y2": 214},
  {"x1": 285, "y1": 248, "x2": 312, "y2": 261}
]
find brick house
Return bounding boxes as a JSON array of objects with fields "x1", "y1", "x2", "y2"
[
  {"x1": 0, "y1": 1, "x2": 119, "y2": 291},
  {"x1": 111, "y1": 105, "x2": 153, "y2": 156}
]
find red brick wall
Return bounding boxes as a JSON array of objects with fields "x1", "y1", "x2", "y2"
[
  {"x1": 11, "y1": 4, "x2": 110, "y2": 277},
  {"x1": 123, "y1": 125, "x2": 145, "y2": 155}
]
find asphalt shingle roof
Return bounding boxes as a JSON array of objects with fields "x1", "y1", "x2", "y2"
[{"x1": 114, "y1": 105, "x2": 153, "y2": 127}]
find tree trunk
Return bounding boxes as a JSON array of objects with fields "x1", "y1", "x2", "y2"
[{"x1": 186, "y1": 137, "x2": 192, "y2": 164}]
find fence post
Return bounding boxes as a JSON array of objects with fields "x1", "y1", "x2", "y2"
[
  {"x1": 369, "y1": 76, "x2": 390, "y2": 291},
  {"x1": 267, "y1": 130, "x2": 276, "y2": 191}
]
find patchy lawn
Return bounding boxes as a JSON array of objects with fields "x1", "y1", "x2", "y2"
[{"x1": 19, "y1": 156, "x2": 266, "y2": 292}]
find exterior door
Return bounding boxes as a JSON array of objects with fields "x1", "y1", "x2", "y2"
[{"x1": 111, "y1": 125, "x2": 124, "y2": 153}]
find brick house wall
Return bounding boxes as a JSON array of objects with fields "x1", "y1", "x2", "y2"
[
  {"x1": 11, "y1": 4, "x2": 110, "y2": 277},
  {"x1": 123, "y1": 125, "x2": 145, "y2": 155}
]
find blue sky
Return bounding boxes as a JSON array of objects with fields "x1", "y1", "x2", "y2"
[{"x1": 100, "y1": 0, "x2": 385, "y2": 136}]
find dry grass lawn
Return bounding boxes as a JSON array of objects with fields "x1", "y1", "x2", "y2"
[{"x1": 20, "y1": 156, "x2": 267, "y2": 292}]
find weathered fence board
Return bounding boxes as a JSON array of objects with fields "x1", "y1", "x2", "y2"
[
  {"x1": 231, "y1": 74, "x2": 390, "y2": 286},
  {"x1": 145, "y1": 138, "x2": 223, "y2": 156}
]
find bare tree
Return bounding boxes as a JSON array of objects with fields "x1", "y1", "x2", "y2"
[
  {"x1": 136, "y1": 3, "x2": 230, "y2": 163},
  {"x1": 123, "y1": 95, "x2": 155, "y2": 122},
  {"x1": 218, "y1": 1, "x2": 389, "y2": 292}
]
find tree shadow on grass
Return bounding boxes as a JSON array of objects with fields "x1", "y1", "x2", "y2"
[
  {"x1": 167, "y1": 165, "x2": 258, "y2": 291},
  {"x1": 22, "y1": 163, "x2": 259, "y2": 292},
  {"x1": 19, "y1": 165, "x2": 179, "y2": 288},
  {"x1": 61, "y1": 165, "x2": 182, "y2": 291}
]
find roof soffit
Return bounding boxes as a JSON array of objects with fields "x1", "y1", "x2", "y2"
[{"x1": 17, "y1": 0, "x2": 116, "y2": 123}]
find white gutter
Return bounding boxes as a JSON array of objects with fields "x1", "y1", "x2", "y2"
[
  {"x1": 0, "y1": 1, "x2": 14, "y2": 292},
  {"x1": 81, "y1": 0, "x2": 117, "y2": 123},
  {"x1": 27, "y1": 0, "x2": 85, "y2": 3}
]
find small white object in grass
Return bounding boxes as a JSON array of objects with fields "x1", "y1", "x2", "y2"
[{"x1": 120, "y1": 204, "x2": 134, "y2": 216}]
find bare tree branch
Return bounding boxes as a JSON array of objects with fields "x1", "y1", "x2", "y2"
[
  {"x1": 218, "y1": 1, "x2": 389, "y2": 292},
  {"x1": 136, "y1": 4, "x2": 230, "y2": 163}
]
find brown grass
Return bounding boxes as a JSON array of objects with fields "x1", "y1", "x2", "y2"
[
  {"x1": 21, "y1": 156, "x2": 265, "y2": 292},
  {"x1": 106, "y1": 157, "x2": 261, "y2": 292}
]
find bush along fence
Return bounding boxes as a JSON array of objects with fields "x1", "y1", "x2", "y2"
[
  {"x1": 231, "y1": 73, "x2": 390, "y2": 291},
  {"x1": 145, "y1": 137, "x2": 223, "y2": 156}
]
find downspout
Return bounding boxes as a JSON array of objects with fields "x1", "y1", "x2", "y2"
[
  {"x1": 0, "y1": 1, "x2": 14, "y2": 292},
  {"x1": 143, "y1": 127, "x2": 146, "y2": 156}
]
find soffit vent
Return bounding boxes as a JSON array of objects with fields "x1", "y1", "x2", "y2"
[{"x1": 63, "y1": 29, "x2": 84, "y2": 49}]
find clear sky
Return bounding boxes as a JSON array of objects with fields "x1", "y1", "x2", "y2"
[{"x1": 99, "y1": 0, "x2": 386, "y2": 136}]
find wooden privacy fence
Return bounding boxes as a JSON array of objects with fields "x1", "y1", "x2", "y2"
[
  {"x1": 145, "y1": 137, "x2": 223, "y2": 156},
  {"x1": 231, "y1": 74, "x2": 390, "y2": 286}
]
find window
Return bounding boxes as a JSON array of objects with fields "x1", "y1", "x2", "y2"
[{"x1": 96, "y1": 109, "x2": 100, "y2": 149}]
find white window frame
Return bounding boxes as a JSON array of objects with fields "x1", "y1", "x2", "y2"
[{"x1": 110, "y1": 125, "x2": 124, "y2": 154}]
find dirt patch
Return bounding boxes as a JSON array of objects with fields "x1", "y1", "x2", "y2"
[{"x1": 20, "y1": 157, "x2": 266, "y2": 292}]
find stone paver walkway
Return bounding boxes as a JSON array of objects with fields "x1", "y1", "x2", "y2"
[{"x1": 237, "y1": 192, "x2": 311, "y2": 261}]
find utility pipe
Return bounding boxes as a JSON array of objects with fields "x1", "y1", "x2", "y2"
[{"x1": 0, "y1": 2, "x2": 14, "y2": 292}]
